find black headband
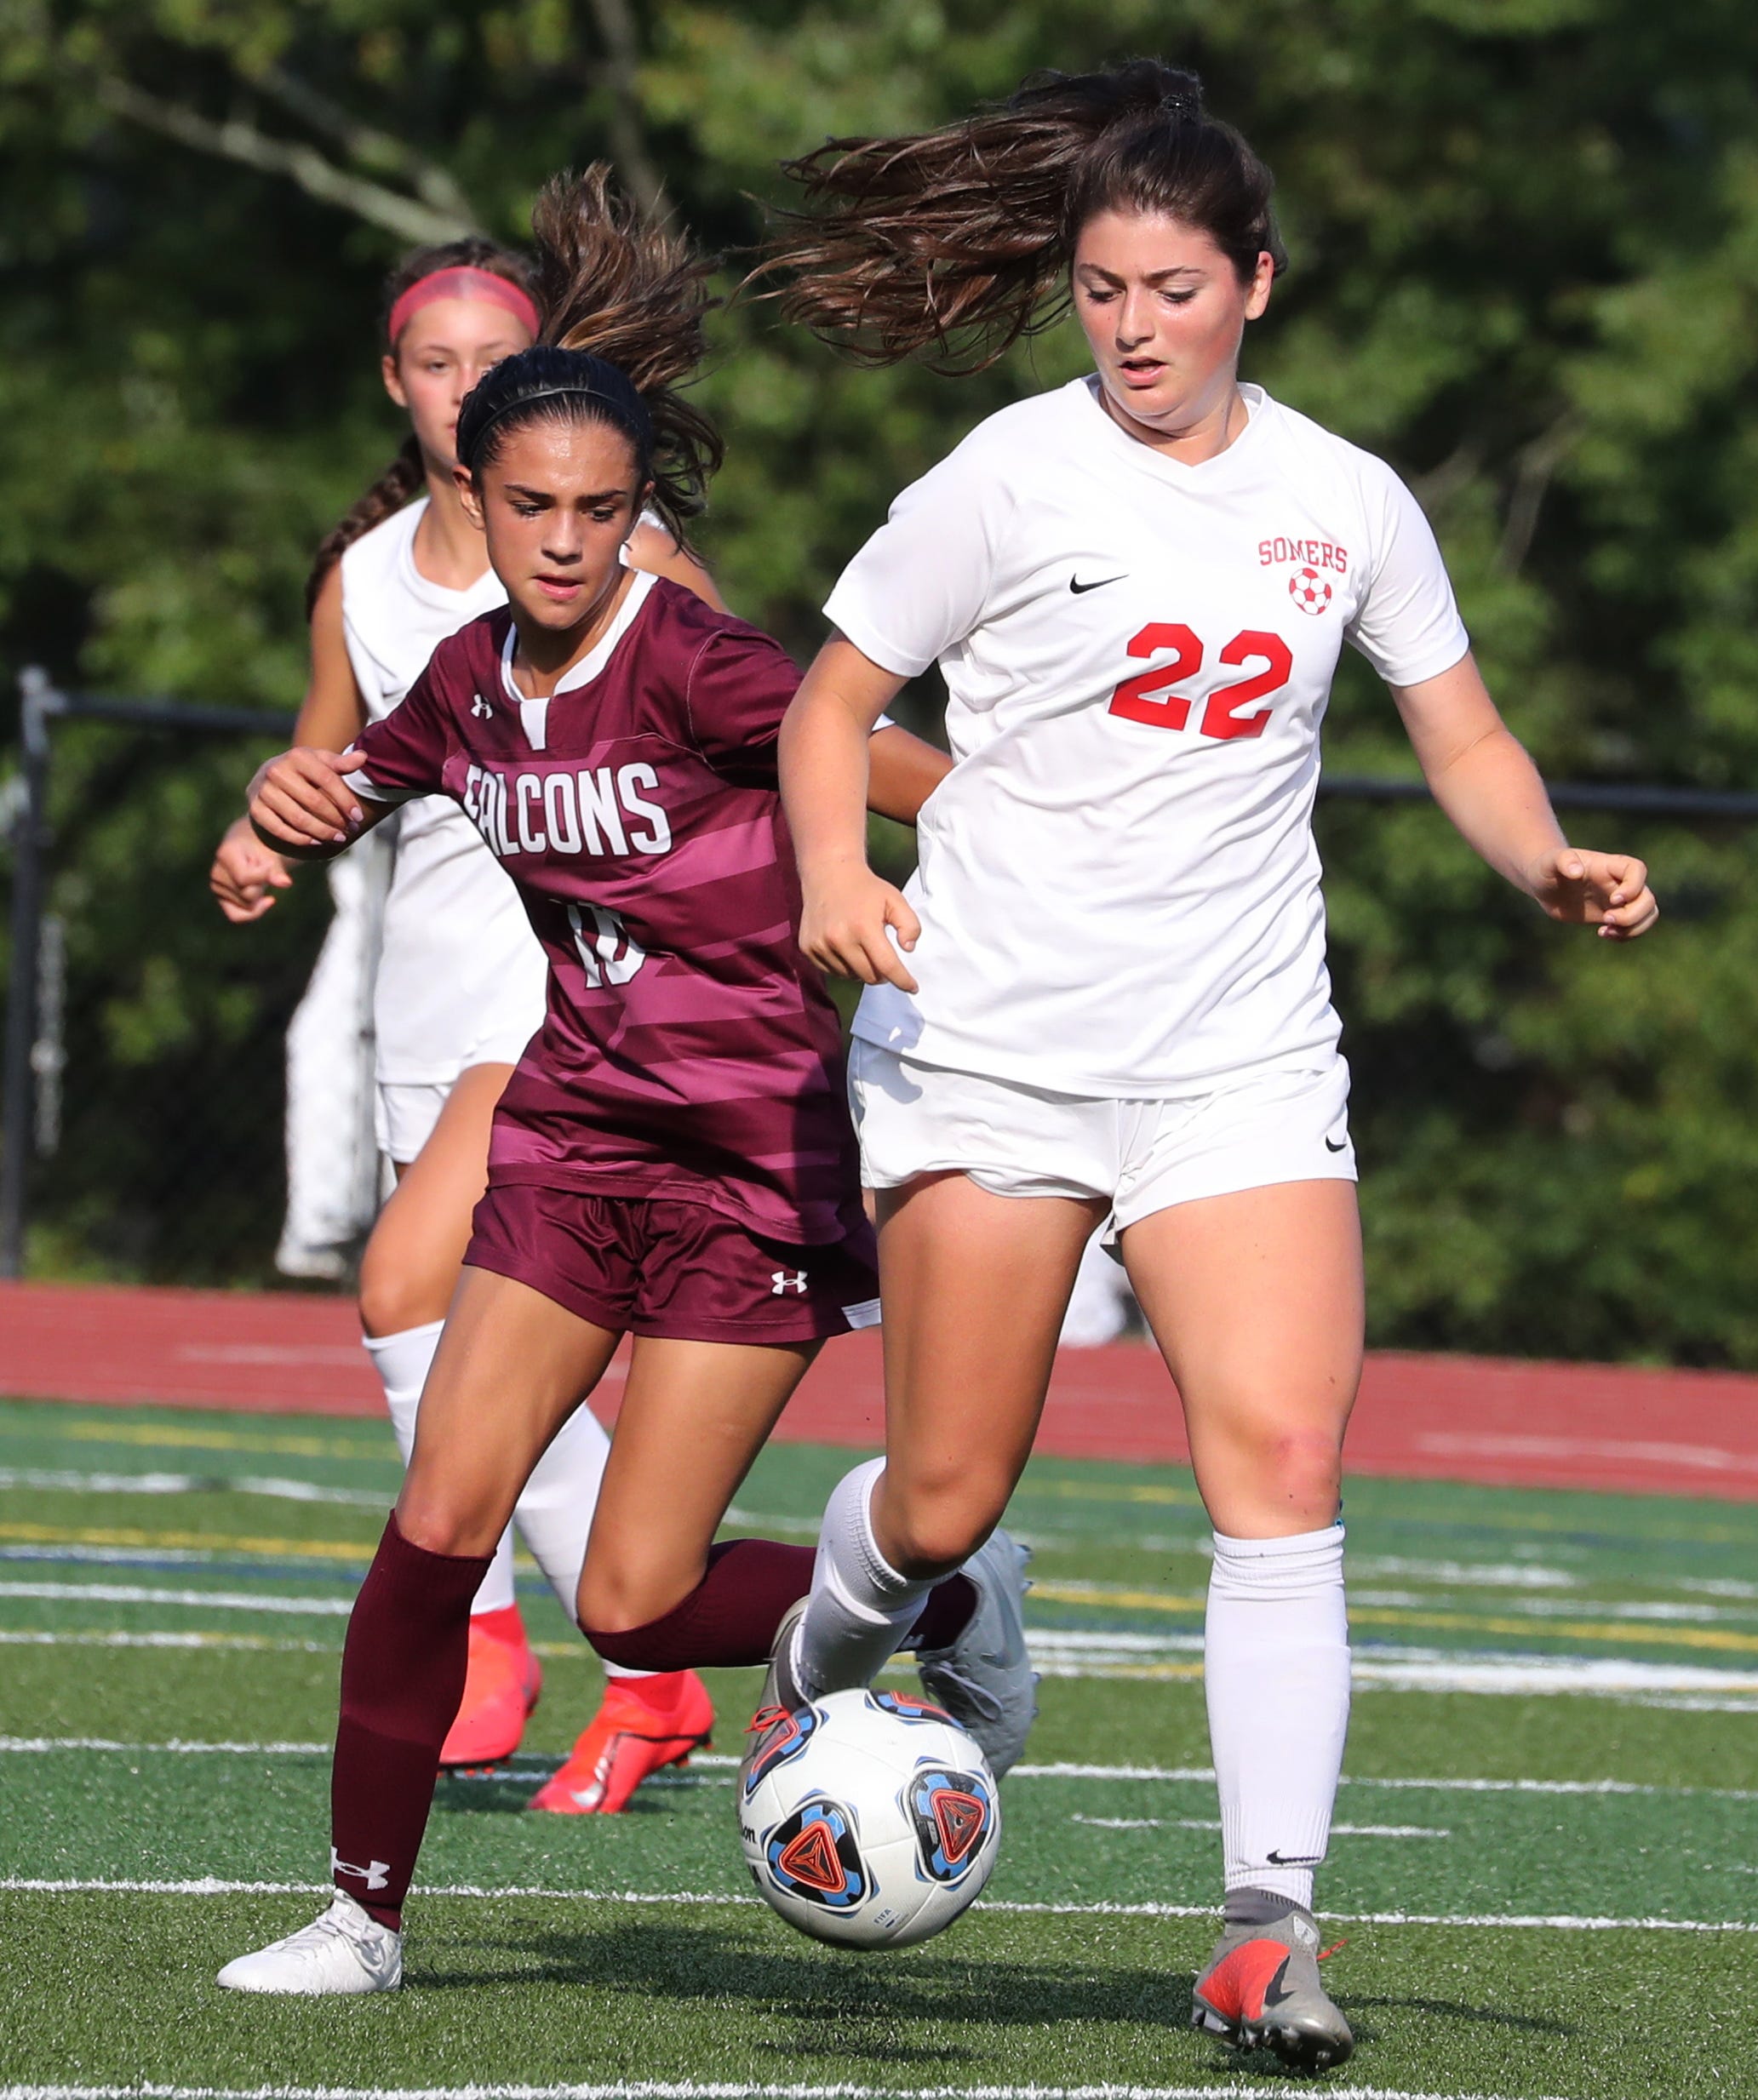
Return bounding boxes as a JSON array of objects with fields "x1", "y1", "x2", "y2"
[{"x1": 460, "y1": 378, "x2": 654, "y2": 469}]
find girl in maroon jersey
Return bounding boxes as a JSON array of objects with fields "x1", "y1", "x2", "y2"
[
  {"x1": 215, "y1": 175, "x2": 981, "y2": 1997},
  {"x1": 208, "y1": 204, "x2": 730, "y2": 1804}
]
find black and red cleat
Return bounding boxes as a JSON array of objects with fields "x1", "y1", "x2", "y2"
[{"x1": 1192, "y1": 1894, "x2": 1354, "y2": 2072}]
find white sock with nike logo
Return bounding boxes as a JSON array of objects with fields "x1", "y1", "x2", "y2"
[{"x1": 1205, "y1": 1521, "x2": 1349, "y2": 1910}]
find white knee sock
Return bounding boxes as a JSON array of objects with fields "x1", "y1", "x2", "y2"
[
  {"x1": 363, "y1": 1320, "x2": 516, "y2": 1616},
  {"x1": 795, "y1": 1457, "x2": 934, "y2": 1697},
  {"x1": 511, "y1": 1402, "x2": 612, "y2": 1628},
  {"x1": 1204, "y1": 1522, "x2": 1349, "y2": 1911}
]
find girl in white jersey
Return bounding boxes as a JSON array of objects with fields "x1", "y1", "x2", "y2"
[
  {"x1": 764, "y1": 63, "x2": 1658, "y2": 2073},
  {"x1": 209, "y1": 203, "x2": 718, "y2": 1810}
]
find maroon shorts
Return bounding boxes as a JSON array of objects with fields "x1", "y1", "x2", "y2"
[{"x1": 465, "y1": 1182, "x2": 880, "y2": 1346}]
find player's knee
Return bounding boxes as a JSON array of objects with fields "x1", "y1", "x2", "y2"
[
  {"x1": 358, "y1": 1243, "x2": 449, "y2": 1340},
  {"x1": 394, "y1": 1489, "x2": 495, "y2": 1561},
  {"x1": 879, "y1": 1481, "x2": 1001, "y2": 1582},
  {"x1": 1249, "y1": 1425, "x2": 1343, "y2": 1519},
  {"x1": 575, "y1": 1565, "x2": 666, "y2": 1642}
]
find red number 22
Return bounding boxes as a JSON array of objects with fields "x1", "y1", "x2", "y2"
[{"x1": 1108, "y1": 624, "x2": 1292, "y2": 742}]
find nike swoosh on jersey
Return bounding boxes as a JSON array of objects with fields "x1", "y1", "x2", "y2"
[
  {"x1": 1068, "y1": 573, "x2": 1126, "y2": 594},
  {"x1": 1323, "y1": 1136, "x2": 1348, "y2": 1153}
]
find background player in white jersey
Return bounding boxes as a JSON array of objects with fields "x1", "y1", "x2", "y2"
[
  {"x1": 764, "y1": 62, "x2": 1659, "y2": 2072},
  {"x1": 209, "y1": 201, "x2": 719, "y2": 1809}
]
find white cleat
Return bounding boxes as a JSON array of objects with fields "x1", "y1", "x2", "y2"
[
  {"x1": 216, "y1": 1889, "x2": 403, "y2": 1994},
  {"x1": 917, "y1": 1529, "x2": 1038, "y2": 1777}
]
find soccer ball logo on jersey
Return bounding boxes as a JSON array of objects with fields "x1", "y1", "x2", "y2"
[
  {"x1": 1259, "y1": 534, "x2": 1347, "y2": 618},
  {"x1": 1288, "y1": 566, "x2": 1333, "y2": 616}
]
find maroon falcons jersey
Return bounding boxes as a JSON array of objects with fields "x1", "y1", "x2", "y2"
[{"x1": 349, "y1": 572, "x2": 860, "y2": 1245}]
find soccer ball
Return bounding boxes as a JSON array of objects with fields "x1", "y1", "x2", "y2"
[
  {"x1": 739, "y1": 1687, "x2": 1000, "y2": 1949},
  {"x1": 1289, "y1": 564, "x2": 1333, "y2": 615}
]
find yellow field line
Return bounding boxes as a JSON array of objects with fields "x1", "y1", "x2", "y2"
[
  {"x1": 1034, "y1": 1582, "x2": 1209, "y2": 1612},
  {"x1": 1019, "y1": 1479, "x2": 1203, "y2": 1509},
  {"x1": 1019, "y1": 1473, "x2": 1756, "y2": 1546},
  {"x1": 8, "y1": 1527, "x2": 1757, "y2": 1657},
  {"x1": 1029, "y1": 1580, "x2": 1758, "y2": 1656},
  {"x1": 0, "y1": 1523, "x2": 369, "y2": 1563},
  {"x1": 1349, "y1": 1605, "x2": 1758, "y2": 1657},
  {"x1": 62, "y1": 1422, "x2": 391, "y2": 1462}
]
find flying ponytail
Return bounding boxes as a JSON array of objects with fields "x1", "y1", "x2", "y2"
[
  {"x1": 759, "y1": 60, "x2": 1284, "y2": 375},
  {"x1": 448, "y1": 165, "x2": 723, "y2": 550}
]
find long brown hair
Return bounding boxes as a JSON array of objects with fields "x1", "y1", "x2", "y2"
[
  {"x1": 759, "y1": 60, "x2": 1284, "y2": 375},
  {"x1": 304, "y1": 237, "x2": 536, "y2": 615},
  {"x1": 526, "y1": 163, "x2": 723, "y2": 546}
]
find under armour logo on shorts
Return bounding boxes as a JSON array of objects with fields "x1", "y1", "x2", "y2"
[
  {"x1": 770, "y1": 1269, "x2": 808, "y2": 1295},
  {"x1": 330, "y1": 1847, "x2": 391, "y2": 1891}
]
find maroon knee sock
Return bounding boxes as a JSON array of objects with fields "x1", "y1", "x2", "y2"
[
  {"x1": 586, "y1": 1539, "x2": 814, "y2": 1670},
  {"x1": 584, "y1": 1539, "x2": 977, "y2": 1672},
  {"x1": 331, "y1": 1513, "x2": 493, "y2": 1930},
  {"x1": 903, "y1": 1571, "x2": 976, "y2": 1652}
]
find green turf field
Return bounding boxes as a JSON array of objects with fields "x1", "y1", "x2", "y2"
[{"x1": 2, "y1": 1394, "x2": 1756, "y2": 2099}]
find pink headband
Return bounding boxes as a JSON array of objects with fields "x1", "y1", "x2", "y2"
[{"x1": 387, "y1": 266, "x2": 540, "y2": 346}]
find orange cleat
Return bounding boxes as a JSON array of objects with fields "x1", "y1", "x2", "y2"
[
  {"x1": 439, "y1": 1606, "x2": 542, "y2": 1769},
  {"x1": 528, "y1": 1669, "x2": 713, "y2": 1814}
]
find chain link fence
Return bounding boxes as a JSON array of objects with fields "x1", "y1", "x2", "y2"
[
  {"x1": 4, "y1": 668, "x2": 1757, "y2": 1359},
  {"x1": 0, "y1": 672, "x2": 380, "y2": 1286}
]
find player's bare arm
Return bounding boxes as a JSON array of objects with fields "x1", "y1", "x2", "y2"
[
  {"x1": 1393, "y1": 652, "x2": 1658, "y2": 940},
  {"x1": 209, "y1": 566, "x2": 370, "y2": 918},
  {"x1": 781, "y1": 634, "x2": 921, "y2": 992},
  {"x1": 866, "y1": 723, "x2": 951, "y2": 825},
  {"x1": 627, "y1": 518, "x2": 727, "y2": 610}
]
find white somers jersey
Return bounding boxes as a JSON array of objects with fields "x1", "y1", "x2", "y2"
[
  {"x1": 339, "y1": 497, "x2": 547, "y2": 1086},
  {"x1": 826, "y1": 378, "x2": 1469, "y2": 1096}
]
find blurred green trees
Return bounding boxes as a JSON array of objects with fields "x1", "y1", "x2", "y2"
[{"x1": 1, "y1": 1, "x2": 1755, "y2": 1353}]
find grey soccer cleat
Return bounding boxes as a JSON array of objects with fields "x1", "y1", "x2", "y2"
[
  {"x1": 739, "y1": 1595, "x2": 813, "y2": 1798},
  {"x1": 916, "y1": 1529, "x2": 1039, "y2": 1778},
  {"x1": 216, "y1": 1888, "x2": 402, "y2": 1995},
  {"x1": 1191, "y1": 1894, "x2": 1354, "y2": 2072}
]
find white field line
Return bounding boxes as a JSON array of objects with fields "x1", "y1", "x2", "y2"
[
  {"x1": 1415, "y1": 1428, "x2": 1758, "y2": 1475},
  {"x1": 0, "y1": 1468, "x2": 390, "y2": 1508},
  {"x1": 1015, "y1": 1758, "x2": 1758, "y2": 1800},
  {"x1": 0, "y1": 1737, "x2": 329, "y2": 1754},
  {"x1": 11, "y1": 1607, "x2": 1758, "y2": 1702},
  {"x1": 0, "y1": 1582, "x2": 350, "y2": 1615},
  {"x1": 0, "y1": 2084, "x2": 1580, "y2": 2100},
  {"x1": 0, "y1": 1546, "x2": 235, "y2": 1567},
  {"x1": 0, "y1": 1631, "x2": 330, "y2": 1652},
  {"x1": 5, "y1": 1739, "x2": 1756, "y2": 1805},
  {"x1": 1026, "y1": 1628, "x2": 1758, "y2": 1700},
  {"x1": 3, "y1": 1876, "x2": 1754, "y2": 1935},
  {"x1": 1069, "y1": 1815, "x2": 1449, "y2": 1839}
]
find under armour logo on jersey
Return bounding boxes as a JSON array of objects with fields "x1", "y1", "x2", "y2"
[
  {"x1": 330, "y1": 1847, "x2": 391, "y2": 1891},
  {"x1": 471, "y1": 693, "x2": 493, "y2": 719},
  {"x1": 770, "y1": 1270, "x2": 808, "y2": 1296}
]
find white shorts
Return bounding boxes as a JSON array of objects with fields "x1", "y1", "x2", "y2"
[
  {"x1": 374, "y1": 1046, "x2": 527, "y2": 1167},
  {"x1": 847, "y1": 1041, "x2": 1355, "y2": 1232}
]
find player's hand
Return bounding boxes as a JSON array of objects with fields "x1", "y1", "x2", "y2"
[
  {"x1": 1526, "y1": 846, "x2": 1658, "y2": 940},
  {"x1": 209, "y1": 815, "x2": 294, "y2": 923},
  {"x1": 248, "y1": 747, "x2": 370, "y2": 852},
  {"x1": 799, "y1": 861, "x2": 922, "y2": 993}
]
